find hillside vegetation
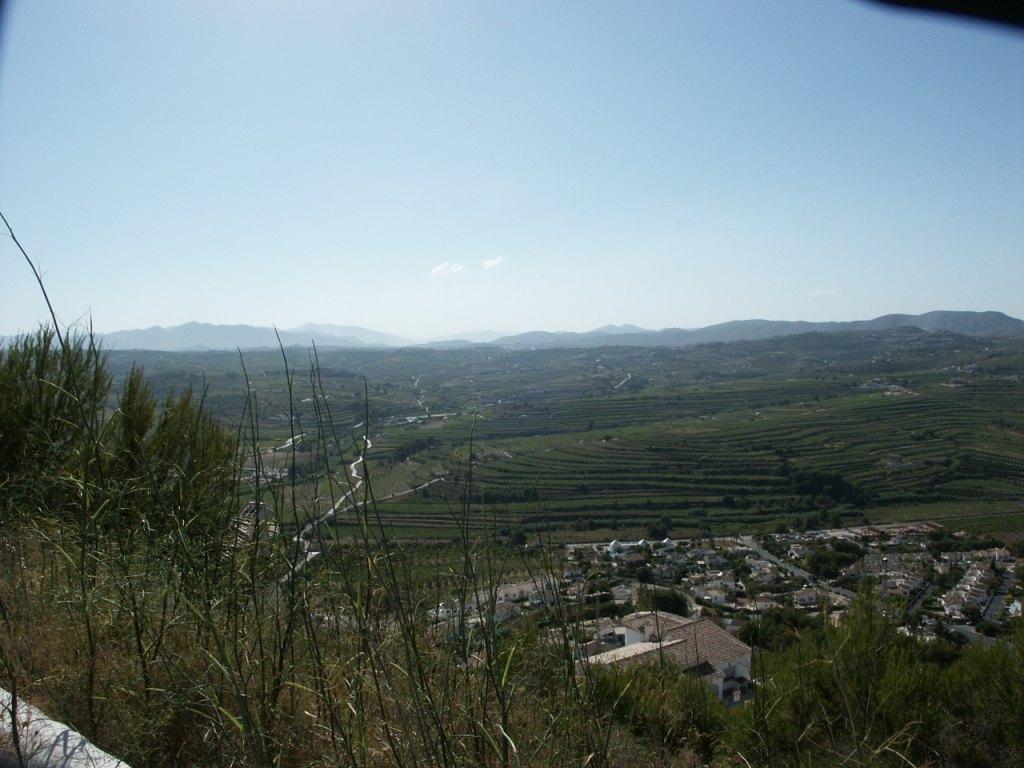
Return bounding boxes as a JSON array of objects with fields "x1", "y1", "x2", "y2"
[
  {"x1": 101, "y1": 328, "x2": 1024, "y2": 543},
  {"x1": 2, "y1": 329, "x2": 1024, "y2": 768}
]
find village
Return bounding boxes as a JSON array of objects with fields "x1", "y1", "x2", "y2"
[{"x1": 428, "y1": 520, "x2": 1021, "y2": 704}]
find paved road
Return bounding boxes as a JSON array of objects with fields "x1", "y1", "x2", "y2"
[
  {"x1": 286, "y1": 424, "x2": 447, "y2": 579},
  {"x1": 286, "y1": 429, "x2": 371, "y2": 578}
]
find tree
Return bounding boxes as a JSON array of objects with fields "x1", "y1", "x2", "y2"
[
  {"x1": 647, "y1": 515, "x2": 672, "y2": 539},
  {"x1": 962, "y1": 604, "x2": 983, "y2": 625},
  {"x1": 636, "y1": 586, "x2": 690, "y2": 617}
]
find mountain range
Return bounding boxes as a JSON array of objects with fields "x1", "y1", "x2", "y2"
[
  {"x1": 97, "y1": 322, "x2": 509, "y2": 351},
  {"x1": 96, "y1": 311, "x2": 1024, "y2": 352},
  {"x1": 493, "y1": 311, "x2": 1024, "y2": 349}
]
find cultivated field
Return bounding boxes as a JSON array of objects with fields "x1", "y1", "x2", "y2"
[{"x1": 106, "y1": 328, "x2": 1024, "y2": 543}]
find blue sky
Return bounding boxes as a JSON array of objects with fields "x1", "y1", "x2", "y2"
[{"x1": 1, "y1": 1, "x2": 1022, "y2": 338}]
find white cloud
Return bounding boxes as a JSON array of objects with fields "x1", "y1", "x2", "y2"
[
  {"x1": 481, "y1": 256, "x2": 504, "y2": 270},
  {"x1": 430, "y1": 261, "x2": 464, "y2": 278},
  {"x1": 809, "y1": 288, "x2": 839, "y2": 297}
]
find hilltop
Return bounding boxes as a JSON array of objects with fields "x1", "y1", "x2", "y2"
[{"x1": 493, "y1": 311, "x2": 1024, "y2": 348}]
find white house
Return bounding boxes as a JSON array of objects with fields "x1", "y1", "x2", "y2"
[
  {"x1": 608, "y1": 538, "x2": 677, "y2": 557},
  {"x1": 494, "y1": 576, "x2": 560, "y2": 606},
  {"x1": 428, "y1": 601, "x2": 460, "y2": 622}
]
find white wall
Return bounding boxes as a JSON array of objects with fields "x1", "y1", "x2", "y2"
[{"x1": 1, "y1": 687, "x2": 128, "y2": 768}]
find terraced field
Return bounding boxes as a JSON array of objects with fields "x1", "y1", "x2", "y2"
[
  {"x1": 106, "y1": 329, "x2": 1024, "y2": 542},
  {"x1": 366, "y1": 385, "x2": 1021, "y2": 538}
]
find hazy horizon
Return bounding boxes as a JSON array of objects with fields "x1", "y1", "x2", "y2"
[
  {"x1": 2, "y1": 2, "x2": 1023, "y2": 338},
  {"x1": 7, "y1": 309, "x2": 1024, "y2": 344}
]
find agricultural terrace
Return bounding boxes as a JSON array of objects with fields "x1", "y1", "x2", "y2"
[{"x1": 105, "y1": 329, "x2": 1024, "y2": 543}]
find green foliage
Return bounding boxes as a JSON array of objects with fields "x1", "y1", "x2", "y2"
[
  {"x1": 636, "y1": 586, "x2": 690, "y2": 617},
  {"x1": 803, "y1": 540, "x2": 864, "y2": 579},
  {"x1": 787, "y1": 469, "x2": 869, "y2": 506},
  {"x1": 1, "y1": 329, "x2": 236, "y2": 542},
  {"x1": 738, "y1": 607, "x2": 819, "y2": 651},
  {"x1": 96, "y1": 330, "x2": 1024, "y2": 541},
  {"x1": 646, "y1": 514, "x2": 672, "y2": 539},
  {"x1": 728, "y1": 595, "x2": 1024, "y2": 767},
  {"x1": 594, "y1": 663, "x2": 727, "y2": 761},
  {"x1": 139, "y1": 387, "x2": 236, "y2": 537},
  {"x1": 3, "y1": 325, "x2": 1024, "y2": 768},
  {"x1": 0, "y1": 329, "x2": 109, "y2": 511}
]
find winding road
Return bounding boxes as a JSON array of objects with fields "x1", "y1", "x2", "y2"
[
  {"x1": 286, "y1": 420, "x2": 446, "y2": 578},
  {"x1": 288, "y1": 424, "x2": 370, "y2": 577}
]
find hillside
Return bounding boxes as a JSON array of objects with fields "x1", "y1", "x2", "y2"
[
  {"x1": 100, "y1": 327, "x2": 1024, "y2": 544},
  {"x1": 101, "y1": 321, "x2": 367, "y2": 351},
  {"x1": 289, "y1": 323, "x2": 415, "y2": 347},
  {"x1": 4, "y1": 326, "x2": 1024, "y2": 768},
  {"x1": 494, "y1": 311, "x2": 1024, "y2": 348}
]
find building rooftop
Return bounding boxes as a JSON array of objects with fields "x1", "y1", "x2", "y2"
[
  {"x1": 619, "y1": 610, "x2": 696, "y2": 639},
  {"x1": 588, "y1": 618, "x2": 751, "y2": 672}
]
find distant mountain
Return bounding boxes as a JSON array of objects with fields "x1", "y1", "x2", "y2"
[
  {"x1": 849, "y1": 311, "x2": 1024, "y2": 337},
  {"x1": 493, "y1": 311, "x2": 1024, "y2": 349},
  {"x1": 416, "y1": 339, "x2": 484, "y2": 349},
  {"x1": 98, "y1": 311, "x2": 1024, "y2": 352},
  {"x1": 424, "y1": 330, "x2": 510, "y2": 344},
  {"x1": 102, "y1": 322, "x2": 367, "y2": 351},
  {"x1": 288, "y1": 323, "x2": 414, "y2": 347},
  {"x1": 99, "y1": 322, "x2": 510, "y2": 351},
  {"x1": 590, "y1": 324, "x2": 649, "y2": 335}
]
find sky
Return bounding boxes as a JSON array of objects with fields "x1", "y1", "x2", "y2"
[{"x1": 1, "y1": 1, "x2": 1022, "y2": 339}]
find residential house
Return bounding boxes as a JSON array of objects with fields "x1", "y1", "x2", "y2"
[
  {"x1": 231, "y1": 500, "x2": 279, "y2": 548},
  {"x1": 428, "y1": 602, "x2": 460, "y2": 622},
  {"x1": 789, "y1": 543, "x2": 810, "y2": 560},
  {"x1": 693, "y1": 586, "x2": 729, "y2": 606},
  {"x1": 653, "y1": 562, "x2": 679, "y2": 582},
  {"x1": 690, "y1": 570, "x2": 736, "y2": 592},
  {"x1": 940, "y1": 562, "x2": 994, "y2": 618},
  {"x1": 494, "y1": 576, "x2": 560, "y2": 606},
  {"x1": 746, "y1": 558, "x2": 777, "y2": 586},
  {"x1": 586, "y1": 615, "x2": 752, "y2": 702},
  {"x1": 791, "y1": 589, "x2": 820, "y2": 608}
]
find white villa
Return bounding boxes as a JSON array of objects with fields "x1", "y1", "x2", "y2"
[{"x1": 608, "y1": 538, "x2": 678, "y2": 557}]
